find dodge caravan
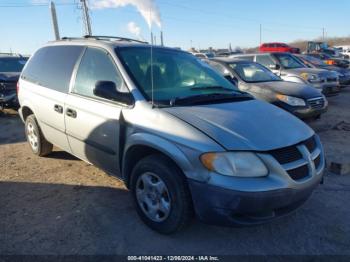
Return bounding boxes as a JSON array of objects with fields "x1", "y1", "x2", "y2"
[{"x1": 18, "y1": 36, "x2": 325, "y2": 234}]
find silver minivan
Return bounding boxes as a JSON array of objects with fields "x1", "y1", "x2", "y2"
[{"x1": 18, "y1": 37, "x2": 325, "y2": 234}]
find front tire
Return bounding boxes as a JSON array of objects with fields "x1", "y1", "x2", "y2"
[
  {"x1": 25, "y1": 114, "x2": 53, "y2": 156},
  {"x1": 130, "y1": 154, "x2": 193, "y2": 234}
]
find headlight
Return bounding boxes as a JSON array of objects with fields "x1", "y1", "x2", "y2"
[
  {"x1": 300, "y1": 73, "x2": 322, "y2": 83},
  {"x1": 200, "y1": 152, "x2": 268, "y2": 177},
  {"x1": 275, "y1": 94, "x2": 306, "y2": 106}
]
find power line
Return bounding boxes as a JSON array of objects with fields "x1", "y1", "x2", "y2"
[
  {"x1": 159, "y1": 1, "x2": 324, "y2": 32},
  {"x1": 0, "y1": 2, "x2": 77, "y2": 8}
]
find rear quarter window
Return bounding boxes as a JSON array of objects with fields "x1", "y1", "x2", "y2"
[{"x1": 21, "y1": 45, "x2": 84, "y2": 93}]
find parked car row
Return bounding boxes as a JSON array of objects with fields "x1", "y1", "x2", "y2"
[
  {"x1": 205, "y1": 58, "x2": 327, "y2": 120},
  {"x1": 17, "y1": 36, "x2": 326, "y2": 234}
]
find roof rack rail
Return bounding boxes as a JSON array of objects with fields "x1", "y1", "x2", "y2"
[
  {"x1": 61, "y1": 37, "x2": 84, "y2": 40},
  {"x1": 83, "y1": 35, "x2": 148, "y2": 44},
  {"x1": 0, "y1": 52, "x2": 24, "y2": 57}
]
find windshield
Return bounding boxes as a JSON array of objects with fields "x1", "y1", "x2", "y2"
[
  {"x1": 229, "y1": 62, "x2": 281, "y2": 83},
  {"x1": 0, "y1": 57, "x2": 28, "y2": 73},
  {"x1": 116, "y1": 47, "x2": 242, "y2": 105},
  {"x1": 301, "y1": 55, "x2": 326, "y2": 66},
  {"x1": 274, "y1": 53, "x2": 305, "y2": 69}
]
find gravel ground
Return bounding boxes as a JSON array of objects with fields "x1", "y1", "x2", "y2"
[{"x1": 1, "y1": 90, "x2": 350, "y2": 256}]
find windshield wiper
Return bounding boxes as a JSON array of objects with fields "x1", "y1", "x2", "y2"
[
  {"x1": 169, "y1": 92, "x2": 252, "y2": 107},
  {"x1": 190, "y1": 85, "x2": 234, "y2": 92}
]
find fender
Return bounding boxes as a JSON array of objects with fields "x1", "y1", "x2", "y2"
[
  {"x1": 122, "y1": 132, "x2": 196, "y2": 179},
  {"x1": 18, "y1": 99, "x2": 37, "y2": 123}
]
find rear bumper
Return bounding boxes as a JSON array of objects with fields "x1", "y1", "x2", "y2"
[{"x1": 188, "y1": 172, "x2": 323, "y2": 226}]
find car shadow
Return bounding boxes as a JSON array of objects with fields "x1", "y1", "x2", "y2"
[
  {"x1": 46, "y1": 151, "x2": 80, "y2": 161},
  {"x1": 0, "y1": 112, "x2": 26, "y2": 145}
]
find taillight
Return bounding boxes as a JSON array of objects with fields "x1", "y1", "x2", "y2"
[{"x1": 16, "y1": 81, "x2": 20, "y2": 94}]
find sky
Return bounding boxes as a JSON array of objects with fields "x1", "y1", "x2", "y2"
[{"x1": 0, "y1": 0, "x2": 349, "y2": 54}]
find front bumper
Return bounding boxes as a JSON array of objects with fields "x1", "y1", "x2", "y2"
[
  {"x1": 0, "y1": 91, "x2": 18, "y2": 109},
  {"x1": 188, "y1": 173, "x2": 323, "y2": 226},
  {"x1": 339, "y1": 75, "x2": 350, "y2": 87},
  {"x1": 310, "y1": 82, "x2": 340, "y2": 96},
  {"x1": 274, "y1": 101, "x2": 327, "y2": 119},
  {"x1": 188, "y1": 135, "x2": 325, "y2": 226}
]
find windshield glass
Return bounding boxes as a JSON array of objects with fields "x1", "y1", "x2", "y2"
[
  {"x1": 116, "y1": 47, "x2": 241, "y2": 105},
  {"x1": 274, "y1": 53, "x2": 305, "y2": 69},
  {"x1": 0, "y1": 57, "x2": 28, "y2": 72},
  {"x1": 229, "y1": 62, "x2": 281, "y2": 83},
  {"x1": 301, "y1": 55, "x2": 326, "y2": 66}
]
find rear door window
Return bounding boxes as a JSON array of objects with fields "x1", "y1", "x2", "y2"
[{"x1": 21, "y1": 45, "x2": 84, "y2": 93}]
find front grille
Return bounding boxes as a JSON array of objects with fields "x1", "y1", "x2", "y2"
[
  {"x1": 0, "y1": 82, "x2": 16, "y2": 91},
  {"x1": 269, "y1": 145, "x2": 302, "y2": 164},
  {"x1": 308, "y1": 97, "x2": 325, "y2": 109},
  {"x1": 304, "y1": 136, "x2": 317, "y2": 153},
  {"x1": 288, "y1": 165, "x2": 309, "y2": 180},
  {"x1": 314, "y1": 155, "x2": 321, "y2": 169},
  {"x1": 267, "y1": 135, "x2": 320, "y2": 181},
  {"x1": 327, "y1": 77, "x2": 337, "y2": 83}
]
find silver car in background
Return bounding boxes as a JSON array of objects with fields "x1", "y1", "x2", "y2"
[
  {"x1": 233, "y1": 52, "x2": 340, "y2": 95},
  {"x1": 205, "y1": 58, "x2": 328, "y2": 119},
  {"x1": 18, "y1": 37, "x2": 325, "y2": 234}
]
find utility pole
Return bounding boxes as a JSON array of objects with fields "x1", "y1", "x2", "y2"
[
  {"x1": 160, "y1": 31, "x2": 164, "y2": 46},
  {"x1": 259, "y1": 24, "x2": 262, "y2": 46},
  {"x1": 50, "y1": 1, "x2": 60, "y2": 40},
  {"x1": 322, "y1": 27, "x2": 325, "y2": 41},
  {"x1": 80, "y1": 0, "x2": 92, "y2": 36}
]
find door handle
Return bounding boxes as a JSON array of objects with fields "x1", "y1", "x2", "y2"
[
  {"x1": 54, "y1": 104, "x2": 63, "y2": 114},
  {"x1": 66, "y1": 108, "x2": 77, "y2": 118}
]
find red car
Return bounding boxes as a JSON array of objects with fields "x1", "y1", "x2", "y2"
[{"x1": 260, "y1": 43, "x2": 300, "y2": 54}]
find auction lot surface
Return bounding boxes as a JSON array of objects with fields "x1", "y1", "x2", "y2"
[{"x1": 1, "y1": 90, "x2": 350, "y2": 255}]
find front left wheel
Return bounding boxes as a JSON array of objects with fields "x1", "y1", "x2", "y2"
[{"x1": 130, "y1": 154, "x2": 193, "y2": 234}]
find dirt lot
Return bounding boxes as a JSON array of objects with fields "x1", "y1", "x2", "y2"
[{"x1": 1, "y1": 90, "x2": 350, "y2": 256}]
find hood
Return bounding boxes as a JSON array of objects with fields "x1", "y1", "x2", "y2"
[
  {"x1": 285, "y1": 67, "x2": 328, "y2": 76},
  {"x1": 163, "y1": 100, "x2": 313, "y2": 151},
  {"x1": 319, "y1": 65, "x2": 344, "y2": 72},
  {"x1": 0, "y1": 72, "x2": 20, "y2": 82},
  {"x1": 252, "y1": 81, "x2": 322, "y2": 99},
  {"x1": 286, "y1": 67, "x2": 338, "y2": 79}
]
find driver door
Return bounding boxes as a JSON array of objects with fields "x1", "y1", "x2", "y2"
[{"x1": 65, "y1": 47, "x2": 128, "y2": 175}]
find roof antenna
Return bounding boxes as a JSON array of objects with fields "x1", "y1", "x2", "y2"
[{"x1": 149, "y1": 7, "x2": 155, "y2": 108}]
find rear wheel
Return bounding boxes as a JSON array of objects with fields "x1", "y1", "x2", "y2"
[
  {"x1": 130, "y1": 154, "x2": 193, "y2": 234},
  {"x1": 25, "y1": 114, "x2": 53, "y2": 156}
]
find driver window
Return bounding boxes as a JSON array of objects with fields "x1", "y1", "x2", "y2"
[
  {"x1": 209, "y1": 61, "x2": 229, "y2": 75},
  {"x1": 73, "y1": 47, "x2": 126, "y2": 99},
  {"x1": 256, "y1": 55, "x2": 276, "y2": 68}
]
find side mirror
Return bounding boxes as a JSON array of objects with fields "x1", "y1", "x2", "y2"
[
  {"x1": 93, "y1": 81, "x2": 133, "y2": 105},
  {"x1": 269, "y1": 64, "x2": 280, "y2": 70},
  {"x1": 224, "y1": 75, "x2": 238, "y2": 86}
]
